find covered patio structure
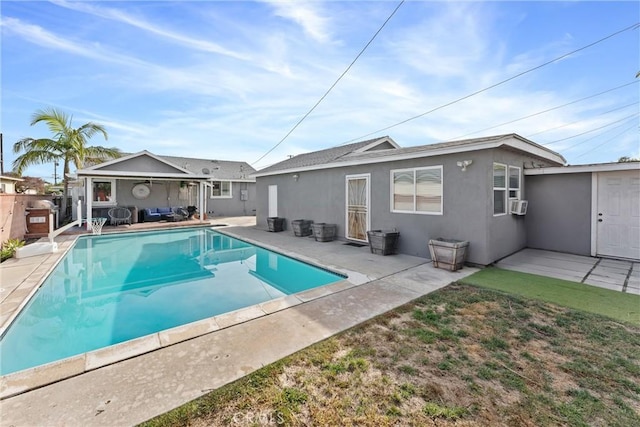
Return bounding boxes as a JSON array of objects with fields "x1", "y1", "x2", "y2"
[{"x1": 75, "y1": 151, "x2": 214, "y2": 229}]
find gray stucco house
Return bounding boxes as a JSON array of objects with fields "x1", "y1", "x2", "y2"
[
  {"x1": 253, "y1": 133, "x2": 640, "y2": 265},
  {"x1": 75, "y1": 151, "x2": 256, "y2": 226}
]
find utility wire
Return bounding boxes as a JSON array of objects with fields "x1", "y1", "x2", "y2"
[
  {"x1": 574, "y1": 123, "x2": 638, "y2": 159},
  {"x1": 339, "y1": 22, "x2": 640, "y2": 145},
  {"x1": 559, "y1": 115, "x2": 639, "y2": 152},
  {"x1": 541, "y1": 112, "x2": 639, "y2": 145},
  {"x1": 252, "y1": 0, "x2": 405, "y2": 165},
  {"x1": 528, "y1": 101, "x2": 638, "y2": 137},
  {"x1": 447, "y1": 81, "x2": 638, "y2": 140}
]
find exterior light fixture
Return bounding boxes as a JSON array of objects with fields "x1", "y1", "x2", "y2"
[{"x1": 456, "y1": 160, "x2": 473, "y2": 171}]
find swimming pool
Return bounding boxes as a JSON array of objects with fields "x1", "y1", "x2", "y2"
[{"x1": 0, "y1": 228, "x2": 344, "y2": 375}]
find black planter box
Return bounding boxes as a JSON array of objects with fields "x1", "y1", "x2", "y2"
[
  {"x1": 367, "y1": 230, "x2": 400, "y2": 255},
  {"x1": 311, "y1": 223, "x2": 336, "y2": 242},
  {"x1": 291, "y1": 219, "x2": 313, "y2": 237},
  {"x1": 267, "y1": 217, "x2": 285, "y2": 232}
]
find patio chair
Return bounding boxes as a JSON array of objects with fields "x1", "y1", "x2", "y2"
[{"x1": 108, "y1": 207, "x2": 132, "y2": 226}]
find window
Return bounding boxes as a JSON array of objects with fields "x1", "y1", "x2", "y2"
[
  {"x1": 211, "y1": 181, "x2": 231, "y2": 198},
  {"x1": 391, "y1": 166, "x2": 442, "y2": 214},
  {"x1": 493, "y1": 163, "x2": 507, "y2": 215},
  {"x1": 92, "y1": 179, "x2": 116, "y2": 205},
  {"x1": 509, "y1": 166, "x2": 521, "y2": 200}
]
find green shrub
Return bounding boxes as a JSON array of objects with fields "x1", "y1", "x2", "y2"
[{"x1": 1, "y1": 239, "x2": 25, "y2": 262}]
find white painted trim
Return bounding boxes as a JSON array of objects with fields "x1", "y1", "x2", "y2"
[
  {"x1": 254, "y1": 136, "x2": 564, "y2": 178},
  {"x1": 0, "y1": 175, "x2": 24, "y2": 182},
  {"x1": 525, "y1": 162, "x2": 640, "y2": 175},
  {"x1": 390, "y1": 165, "x2": 443, "y2": 215},
  {"x1": 78, "y1": 171, "x2": 205, "y2": 179},
  {"x1": 493, "y1": 163, "x2": 508, "y2": 216},
  {"x1": 210, "y1": 180, "x2": 233, "y2": 199},
  {"x1": 345, "y1": 173, "x2": 371, "y2": 242},
  {"x1": 79, "y1": 150, "x2": 194, "y2": 175},
  {"x1": 590, "y1": 173, "x2": 598, "y2": 257},
  {"x1": 508, "y1": 165, "x2": 522, "y2": 200},
  {"x1": 352, "y1": 136, "x2": 400, "y2": 153}
]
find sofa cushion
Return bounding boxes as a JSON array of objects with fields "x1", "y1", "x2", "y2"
[
  {"x1": 144, "y1": 208, "x2": 159, "y2": 215},
  {"x1": 157, "y1": 207, "x2": 172, "y2": 214}
]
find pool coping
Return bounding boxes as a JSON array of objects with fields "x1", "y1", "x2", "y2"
[{"x1": 0, "y1": 228, "x2": 360, "y2": 399}]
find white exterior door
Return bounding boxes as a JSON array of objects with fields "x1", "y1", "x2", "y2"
[
  {"x1": 268, "y1": 185, "x2": 278, "y2": 217},
  {"x1": 596, "y1": 170, "x2": 640, "y2": 259},
  {"x1": 346, "y1": 174, "x2": 370, "y2": 242}
]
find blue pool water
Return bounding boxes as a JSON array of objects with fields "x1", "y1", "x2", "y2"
[{"x1": 0, "y1": 228, "x2": 343, "y2": 375}]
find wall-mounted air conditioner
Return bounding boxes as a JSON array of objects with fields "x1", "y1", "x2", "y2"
[{"x1": 510, "y1": 200, "x2": 528, "y2": 215}]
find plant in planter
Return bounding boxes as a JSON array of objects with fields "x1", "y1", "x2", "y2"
[
  {"x1": 366, "y1": 229, "x2": 400, "y2": 255},
  {"x1": 311, "y1": 223, "x2": 336, "y2": 242},
  {"x1": 1, "y1": 239, "x2": 25, "y2": 262}
]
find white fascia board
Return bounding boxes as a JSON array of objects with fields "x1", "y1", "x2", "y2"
[
  {"x1": 253, "y1": 141, "x2": 512, "y2": 177},
  {"x1": 504, "y1": 139, "x2": 566, "y2": 165},
  {"x1": 80, "y1": 150, "x2": 193, "y2": 174},
  {"x1": 524, "y1": 162, "x2": 640, "y2": 175},
  {"x1": 353, "y1": 136, "x2": 400, "y2": 152},
  {"x1": 0, "y1": 176, "x2": 24, "y2": 182},
  {"x1": 78, "y1": 171, "x2": 208, "y2": 179}
]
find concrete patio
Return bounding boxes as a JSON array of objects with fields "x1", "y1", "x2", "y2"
[
  {"x1": 496, "y1": 248, "x2": 639, "y2": 295},
  {"x1": 0, "y1": 219, "x2": 478, "y2": 426}
]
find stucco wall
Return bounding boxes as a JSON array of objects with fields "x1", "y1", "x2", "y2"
[
  {"x1": 1, "y1": 195, "x2": 55, "y2": 243},
  {"x1": 525, "y1": 172, "x2": 592, "y2": 255},
  {"x1": 256, "y1": 147, "x2": 560, "y2": 265},
  {"x1": 84, "y1": 180, "x2": 256, "y2": 220}
]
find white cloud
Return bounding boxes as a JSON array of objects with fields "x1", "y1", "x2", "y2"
[{"x1": 263, "y1": 0, "x2": 332, "y2": 43}]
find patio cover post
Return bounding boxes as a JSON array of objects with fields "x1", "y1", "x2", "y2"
[
  {"x1": 86, "y1": 177, "x2": 93, "y2": 230},
  {"x1": 199, "y1": 181, "x2": 204, "y2": 223}
]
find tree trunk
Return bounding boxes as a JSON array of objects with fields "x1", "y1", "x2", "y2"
[{"x1": 61, "y1": 158, "x2": 71, "y2": 222}]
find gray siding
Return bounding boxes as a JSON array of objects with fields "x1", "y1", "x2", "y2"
[
  {"x1": 205, "y1": 181, "x2": 257, "y2": 217},
  {"x1": 100, "y1": 156, "x2": 187, "y2": 174},
  {"x1": 257, "y1": 148, "x2": 548, "y2": 265},
  {"x1": 525, "y1": 173, "x2": 592, "y2": 255}
]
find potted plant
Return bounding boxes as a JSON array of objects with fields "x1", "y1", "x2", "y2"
[
  {"x1": 366, "y1": 229, "x2": 400, "y2": 255},
  {"x1": 267, "y1": 217, "x2": 285, "y2": 232},
  {"x1": 311, "y1": 223, "x2": 336, "y2": 242},
  {"x1": 291, "y1": 219, "x2": 313, "y2": 237},
  {"x1": 428, "y1": 238, "x2": 469, "y2": 271}
]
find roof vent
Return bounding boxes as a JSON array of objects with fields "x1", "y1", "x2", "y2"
[{"x1": 202, "y1": 168, "x2": 210, "y2": 174}]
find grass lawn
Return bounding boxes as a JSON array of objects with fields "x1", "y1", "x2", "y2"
[
  {"x1": 460, "y1": 267, "x2": 640, "y2": 325},
  {"x1": 141, "y1": 284, "x2": 640, "y2": 427}
]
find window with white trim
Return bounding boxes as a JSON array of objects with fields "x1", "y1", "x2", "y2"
[
  {"x1": 493, "y1": 163, "x2": 507, "y2": 215},
  {"x1": 92, "y1": 179, "x2": 116, "y2": 205},
  {"x1": 508, "y1": 166, "x2": 521, "y2": 200},
  {"x1": 391, "y1": 166, "x2": 442, "y2": 214},
  {"x1": 211, "y1": 181, "x2": 232, "y2": 198}
]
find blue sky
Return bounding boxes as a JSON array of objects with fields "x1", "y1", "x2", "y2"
[{"x1": 1, "y1": 1, "x2": 638, "y2": 180}]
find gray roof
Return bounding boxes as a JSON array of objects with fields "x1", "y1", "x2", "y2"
[
  {"x1": 255, "y1": 133, "x2": 565, "y2": 176},
  {"x1": 256, "y1": 136, "x2": 394, "y2": 175},
  {"x1": 158, "y1": 155, "x2": 256, "y2": 180}
]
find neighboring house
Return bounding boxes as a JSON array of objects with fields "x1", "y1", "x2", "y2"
[
  {"x1": 253, "y1": 134, "x2": 569, "y2": 266},
  {"x1": 75, "y1": 151, "x2": 256, "y2": 226},
  {"x1": 0, "y1": 175, "x2": 24, "y2": 194},
  {"x1": 525, "y1": 162, "x2": 640, "y2": 261}
]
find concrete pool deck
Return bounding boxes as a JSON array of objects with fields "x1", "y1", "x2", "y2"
[{"x1": 0, "y1": 220, "x2": 477, "y2": 426}]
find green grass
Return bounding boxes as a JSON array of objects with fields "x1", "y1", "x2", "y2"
[
  {"x1": 460, "y1": 267, "x2": 640, "y2": 325},
  {"x1": 141, "y1": 284, "x2": 640, "y2": 427}
]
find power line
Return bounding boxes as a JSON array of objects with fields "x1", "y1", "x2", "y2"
[
  {"x1": 448, "y1": 81, "x2": 638, "y2": 140},
  {"x1": 528, "y1": 101, "x2": 638, "y2": 137},
  {"x1": 541, "y1": 112, "x2": 639, "y2": 145},
  {"x1": 339, "y1": 22, "x2": 640, "y2": 145},
  {"x1": 560, "y1": 115, "x2": 639, "y2": 152},
  {"x1": 252, "y1": 0, "x2": 405, "y2": 165},
  {"x1": 574, "y1": 123, "x2": 638, "y2": 159}
]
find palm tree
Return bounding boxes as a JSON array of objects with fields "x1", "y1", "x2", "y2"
[{"x1": 13, "y1": 108, "x2": 122, "y2": 220}]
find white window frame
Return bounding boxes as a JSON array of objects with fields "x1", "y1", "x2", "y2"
[
  {"x1": 210, "y1": 180, "x2": 232, "y2": 199},
  {"x1": 508, "y1": 166, "x2": 521, "y2": 201},
  {"x1": 390, "y1": 165, "x2": 443, "y2": 215},
  {"x1": 493, "y1": 163, "x2": 507, "y2": 216},
  {"x1": 92, "y1": 179, "x2": 117, "y2": 206}
]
